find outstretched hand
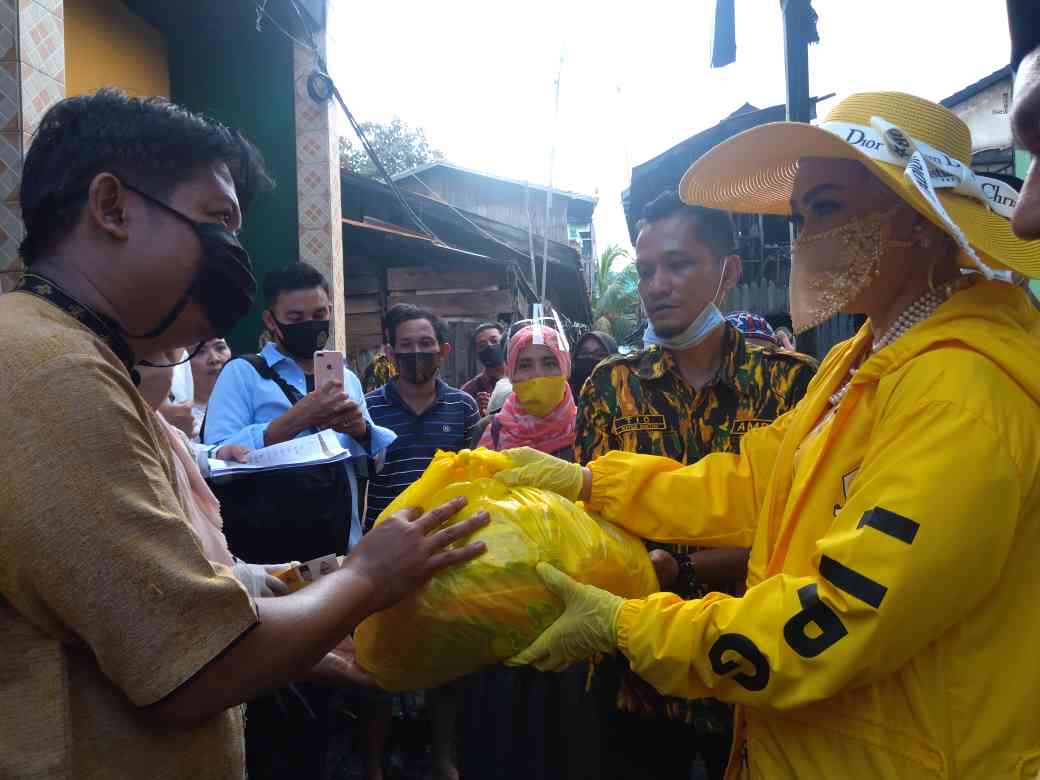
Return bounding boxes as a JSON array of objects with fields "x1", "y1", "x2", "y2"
[
  {"x1": 345, "y1": 496, "x2": 490, "y2": 614},
  {"x1": 494, "y1": 447, "x2": 589, "y2": 502},
  {"x1": 506, "y1": 563, "x2": 624, "y2": 672}
]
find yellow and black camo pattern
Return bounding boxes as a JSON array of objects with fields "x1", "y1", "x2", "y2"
[
  {"x1": 361, "y1": 352, "x2": 396, "y2": 393},
  {"x1": 575, "y1": 324, "x2": 816, "y2": 469},
  {"x1": 575, "y1": 324, "x2": 817, "y2": 723}
]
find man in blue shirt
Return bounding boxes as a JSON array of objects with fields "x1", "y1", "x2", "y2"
[
  {"x1": 362, "y1": 303, "x2": 479, "y2": 780},
  {"x1": 204, "y1": 263, "x2": 395, "y2": 550},
  {"x1": 203, "y1": 263, "x2": 396, "y2": 778}
]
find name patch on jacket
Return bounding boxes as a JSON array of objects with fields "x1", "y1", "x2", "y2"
[
  {"x1": 613, "y1": 414, "x2": 667, "y2": 435},
  {"x1": 731, "y1": 418, "x2": 770, "y2": 435}
]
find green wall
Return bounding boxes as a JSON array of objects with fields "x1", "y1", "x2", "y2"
[{"x1": 162, "y1": 5, "x2": 300, "y2": 353}]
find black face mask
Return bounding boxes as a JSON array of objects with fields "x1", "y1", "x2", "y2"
[
  {"x1": 477, "y1": 342, "x2": 505, "y2": 368},
  {"x1": 396, "y1": 351, "x2": 440, "y2": 384},
  {"x1": 121, "y1": 182, "x2": 256, "y2": 339},
  {"x1": 273, "y1": 317, "x2": 330, "y2": 360},
  {"x1": 570, "y1": 355, "x2": 602, "y2": 393}
]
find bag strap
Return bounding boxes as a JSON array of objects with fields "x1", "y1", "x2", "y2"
[
  {"x1": 199, "y1": 354, "x2": 303, "y2": 442},
  {"x1": 238, "y1": 354, "x2": 304, "y2": 406}
]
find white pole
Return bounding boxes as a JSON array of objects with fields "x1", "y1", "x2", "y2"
[
  {"x1": 524, "y1": 180, "x2": 537, "y2": 291},
  {"x1": 541, "y1": 50, "x2": 563, "y2": 304}
]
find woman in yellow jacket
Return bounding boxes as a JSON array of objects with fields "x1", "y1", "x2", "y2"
[{"x1": 494, "y1": 93, "x2": 1040, "y2": 778}]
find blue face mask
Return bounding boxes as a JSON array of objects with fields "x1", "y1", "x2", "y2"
[{"x1": 643, "y1": 257, "x2": 729, "y2": 351}]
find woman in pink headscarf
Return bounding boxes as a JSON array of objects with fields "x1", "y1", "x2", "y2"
[
  {"x1": 464, "y1": 324, "x2": 583, "y2": 780},
  {"x1": 478, "y1": 324, "x2": 577, "y2": 460}
]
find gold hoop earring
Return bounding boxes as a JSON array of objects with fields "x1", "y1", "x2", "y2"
[{"x1": 927, "y1": 259, "x2": 939, "y2": 292}]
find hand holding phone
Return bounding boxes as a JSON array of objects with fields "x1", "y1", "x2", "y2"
[
  {"x1": 313, "y1": 350, "x2": 346, "y2": 392},
  {"x1": 314, "y1": 350, "x2": 367, "y2": 438},
  {"x1": 288, "y1": 351, "x2": 349, "y2": 434}
]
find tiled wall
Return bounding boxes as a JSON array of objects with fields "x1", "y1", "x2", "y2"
[
  {"x1": 0, "y1": 0, "x2": 344, "y2": 328},
  {"x1": 293, "y1": 28, "x2": 345, "y2": 351},
  {"x1": 0, "y1": 0, "x2": 65, "y2": 291}
]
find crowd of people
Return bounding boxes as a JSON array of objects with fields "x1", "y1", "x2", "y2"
[{"x1": 2, "y1": 3, "x2": 1040, "y2": 779}]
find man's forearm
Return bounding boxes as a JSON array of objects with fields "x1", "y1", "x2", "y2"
[
  {"x1": 148, "y1": 563, "x2": 375, "y2": 728},
  {"x1": 263, "y1": 409, "x2": 300, "y2": 446},
  {"x1": 686, "y1": 547, "x2": 749, "y2": 588}
]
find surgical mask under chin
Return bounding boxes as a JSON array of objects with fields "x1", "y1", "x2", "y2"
[
  {"x1": 274, "y1": 317, "x2": 330, "y2": 360},
  {"x1": 119, "y1": 182, "x2": 256, "y2": 340},
  {"x1": 513, "y1": 375, "x2": 567, "y2": 417},
  {"x1": 644, "y1": 257, "x2": 728, "y2": 351},
  {"x1": 789, "y1": 205, "x2": 910, "y2": 334},
  {"x1": 396, "y1": 351, "x2": 440, "y2": 384}
]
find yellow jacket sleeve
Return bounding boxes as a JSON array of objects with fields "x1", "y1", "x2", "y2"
[
  {"x1": 614, "y1": 400, "x2": 1022, "y2": 709},
  {"x1": 584, "y1": 405, "x2": 797, "y2": 548}
]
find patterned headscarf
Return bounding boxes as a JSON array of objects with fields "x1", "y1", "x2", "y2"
[{"x1": 479, "y1": 325, "x2": 577, "y2": 454}]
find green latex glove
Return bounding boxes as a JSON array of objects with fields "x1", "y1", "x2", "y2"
[
  {"x1": 506, "y1": 563, "x2": 625, "y2": 672},
  {"x1": 494, "y1": 447, "x2": 586, "y2": 502}
]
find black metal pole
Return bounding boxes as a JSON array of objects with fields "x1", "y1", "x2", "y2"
[
  {"x1": 781, "y1": 0, "x2": 812, "y2": 123},
  {"x1": 780, "y1": 0, "x2": 819, "y2": 355}
]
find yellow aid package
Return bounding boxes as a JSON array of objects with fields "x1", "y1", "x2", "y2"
[{"x1": 354, "y1": 449, "x2": 658, "y2": 691}]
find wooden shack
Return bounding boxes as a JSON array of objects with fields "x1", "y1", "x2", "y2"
[{"x1": 341, "y1": 173, "x2": 591, "y2": 387}]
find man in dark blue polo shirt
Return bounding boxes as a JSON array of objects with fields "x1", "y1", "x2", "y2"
[
  {"x1": 364, "y1": 303, "x2": 480, "y2": 527},
  {"x1": 362, "y1": 302, "x2": 479, "y2": 780}
]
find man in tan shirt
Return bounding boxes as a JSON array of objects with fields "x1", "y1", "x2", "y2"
[{"x1": 0, "y1": 89, "x2": 488, "y2": 778}]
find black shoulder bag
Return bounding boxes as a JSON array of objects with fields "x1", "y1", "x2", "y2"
[{"x1": 203, "y1": 355, "x2": 353, "y2": 564}]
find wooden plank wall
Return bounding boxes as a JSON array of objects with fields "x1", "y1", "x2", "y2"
[
  {"x1": 344, "y1": 261, "x2": 520, "y2": 387},
  {"x1": 812, "y1": 314, "x2": 862, "y2": 358},
  {"x1": 344, "y1": 264, "x2": 384, "y2": 360},
  {"x1": 723, "y1": 280, "x2": 860, "y2": 359},
  {"x1": 725, "y1": 279, "x2": 788, "y2": 316}
]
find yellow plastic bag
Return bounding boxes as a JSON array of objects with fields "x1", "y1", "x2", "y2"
[{"x1": 354, "y1": 449, "x2": 659, "y2": 691}]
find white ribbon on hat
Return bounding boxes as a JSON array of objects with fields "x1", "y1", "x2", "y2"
[{"x1": 820, "y1": 118, "x2": 1015, "y2": 281}]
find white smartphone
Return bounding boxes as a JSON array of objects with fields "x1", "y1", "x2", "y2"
[{"x1": 313, "y1": 350, "x2": 345, "y2": 391}]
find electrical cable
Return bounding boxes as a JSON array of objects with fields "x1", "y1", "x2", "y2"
[
  {"x1": 404, "y1": 172, "x2": 552, "y2": 280},
  {"x1": 258, "y1": 1, "x2": 442, "y2": 243},
  {"x1": 257, "y1": 1, "x2": 574, "y2": 316},
  {"x1": 255, "y1": 3, "x2": 312, "y2": 50}
]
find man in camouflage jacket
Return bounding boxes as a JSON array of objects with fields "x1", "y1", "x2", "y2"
[{"x1": 575, "y1": 191, "x2": 816, "y2": 780}]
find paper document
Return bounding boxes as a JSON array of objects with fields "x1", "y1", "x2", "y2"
[{"x1": 207, "y1": 430, "x2": 349, "y2": 478}]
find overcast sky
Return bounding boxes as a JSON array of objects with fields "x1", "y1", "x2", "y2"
[{"x1": 328, "y1": 0, "x2": 1012, "y2": 259}]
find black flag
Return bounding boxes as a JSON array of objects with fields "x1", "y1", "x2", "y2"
[{"x1": 711, "y1": 0, "x2": 737, "y2": 68}]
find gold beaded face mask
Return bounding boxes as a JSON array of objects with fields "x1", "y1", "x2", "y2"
[{"x1": 789, "y1": 205, "x2": 911, "y2": 334}]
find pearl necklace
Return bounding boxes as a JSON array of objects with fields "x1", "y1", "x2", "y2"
[{"x1": 828, "y1": 281, "x2": 957, "y2": 407}]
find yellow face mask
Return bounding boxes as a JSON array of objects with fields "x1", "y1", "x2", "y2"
[{"x1": 513, "y1": 375, "x2": 567, "y2": 417}]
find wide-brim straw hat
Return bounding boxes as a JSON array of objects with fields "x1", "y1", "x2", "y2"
[{"x1": 679, "y1": 91, "x2": 1040, "y2": 279}]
